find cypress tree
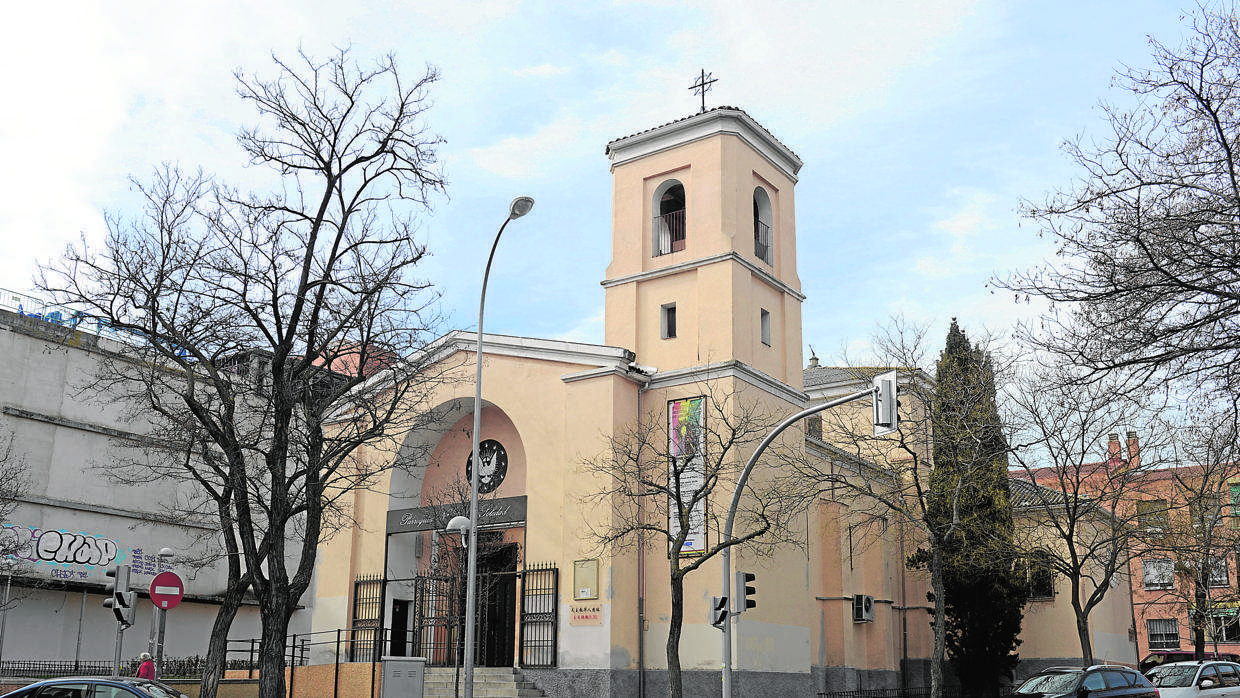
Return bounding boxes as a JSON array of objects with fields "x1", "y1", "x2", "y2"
[{"x1": 929, "y1": 319, "x2": 1026, "y2": 697}]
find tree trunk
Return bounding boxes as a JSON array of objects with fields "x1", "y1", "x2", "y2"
[
  {"x1": 930, "y1": 544, "x2": 945, "y2": 698},
  {"x1": 1074, "y1": 613, "x2": 1094, "y2": 667},
  {"x1": 667, "y1": 573, "x2": 685, "y2": 698},
  {"x1": 1071, "y1": 578, "x2": 1093, "y2": 666},
  {"x1": 1194, "y1": 579, "x2": 1207, "y2": 660},
  {"x1": 197, "y1": 578, "x2": 249, "y2": 698},
  {"x1": 256, "y1": 592, "x2": 293, "y2": 698}
]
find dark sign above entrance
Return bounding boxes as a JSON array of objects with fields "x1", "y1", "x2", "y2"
[{"x1": 386, "y1": 495, "x2": 527, "y2": 534}]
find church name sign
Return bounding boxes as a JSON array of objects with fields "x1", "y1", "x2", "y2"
[{"x1": 386, "y1": 495, "x2": 527, "y2": 534}]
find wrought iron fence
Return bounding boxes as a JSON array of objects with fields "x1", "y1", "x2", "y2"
[
  {"x1": 818, "y1": 689, "x2": 1015, "y2": 698},
  {"x1": 0, "y1": 639, "x2": 303, "y2": 680}
]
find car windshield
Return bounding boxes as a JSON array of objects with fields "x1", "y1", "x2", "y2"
[
  {"x1": 1018, "y1": 672, "x2": 1081, "y2": 694},
  {"x1": 1146, "y1": 666, "x2": 1198, "y2": 688},
  {"x1": 129, "y1": 681, "x2": 184, "y2": 698}
]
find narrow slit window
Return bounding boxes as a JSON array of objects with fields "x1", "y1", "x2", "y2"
[
  {"x1": 662, "y1": 303, "x2": 677, "y2": 339},
  {"x1": 753, "y1": 187, "x2": 773, "y2": 265},
  {"x1": 760, "y1": 309, "x2": 771, "y2": 346}
]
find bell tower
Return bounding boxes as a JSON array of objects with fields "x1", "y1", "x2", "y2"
[{"x1": 602, "y1": 108, "x2": 805, "y2": 388}]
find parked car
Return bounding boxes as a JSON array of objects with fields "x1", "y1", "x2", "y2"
[
  {"x1": 0, "y1": 677, "x2": 188, "y2": 698},
  {"x1": 1016, "y1": 665, "x2": 1158, "y2": 698},
  {"x1": 1146, "y1": 661, "x2": 1240, "y2": 698},
  {"x1": 1142, "y1": 652, "x2": 1240, "y2": 674}
]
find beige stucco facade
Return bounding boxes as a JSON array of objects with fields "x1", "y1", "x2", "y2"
[{"x1": 307, "y1": 107, "x2": 1115, "y2": 696}]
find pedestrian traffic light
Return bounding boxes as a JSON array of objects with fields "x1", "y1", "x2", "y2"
[
  {"x1": 872, "y1": 370, "x2": 899, "y2": 437},
  {"x1": 735, "y1": 571, "x2": 756, "y2": 613},
  {"x1": 103, "y1": 564, "x2": 135, "y2": 627},
  {"x1": 709, "y1": 596, "x2": 729, "y2": 629}
]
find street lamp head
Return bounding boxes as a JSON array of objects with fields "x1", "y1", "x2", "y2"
[
  {"x1": 158, "y1": 548, "x2": 175, "y2": 559},
  {"x1": 508, "y1": 196, "x2": 535, "y2": 220},
  {"x1": 446, "y1": 515, "x2": 472, "y2": 546}
]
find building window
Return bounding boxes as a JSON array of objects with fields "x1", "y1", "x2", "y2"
[
  {"x1": 653, "y1": 181, "x2": 686, "y2": 256},
  {"x1": 1211, "y1": 612, "x2": 1240, "y2": 643},
  {"x1": 760, "y1": 309, "x2": 771, "y2": 346},
  {"x1": 1204, "y1": 556, "x2": 1230, "y2": 588},
  {"x1": 1147, "y1": 618, "x2": 1180, "y2": 650},
  {"x1": 1231, "y1": 483, "x2": 1240, "y2": 529},
  {"x1": 1143, "y1": 558, "x2": 1174, "y2": 590},
  {"x1": 1191, "y1": 493, "x2": 1224, "y2": 530},
  {"x1": 753, "y1": 187, "x2": 773, "y2": 265},
  {"x1": 1137, "y1": 499, "x2": 1169, "y2": 532},
  {"x1": 805, "y1": 415, "x2": 822, "y2": 441},
  {"x1": 1019, "y1": 551, "x2": 1056, "y2": 599},
  {"x1": 661, "y1": 303, "x2": 677, "y2": 339},
  {"x1": 351, "y1": 574, "x2": 383, "y2": 661}
]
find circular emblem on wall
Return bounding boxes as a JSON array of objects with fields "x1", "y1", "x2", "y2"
[{"x1": 465, "y1": 439, "x2": 508, "y2": 495}]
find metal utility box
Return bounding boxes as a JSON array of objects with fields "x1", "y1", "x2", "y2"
[{"x1": 381, "y1": 656, "x2": 426, "y2": 698}]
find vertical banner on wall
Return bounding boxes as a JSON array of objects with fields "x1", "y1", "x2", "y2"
[{"x1": 669, "y1": 396, "x2": 706, "y2": 556}]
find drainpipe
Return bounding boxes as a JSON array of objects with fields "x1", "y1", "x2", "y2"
[
  {"x1": 899, "y1": 518, "x2": 908, "y2": 691},
  {"x1": 629, "y1": 361, "x2": 657, "y2": 698}
]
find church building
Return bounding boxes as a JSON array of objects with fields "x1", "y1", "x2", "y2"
[{"x1": 309, "y1": 106, "x2": 987, "y2": 696}]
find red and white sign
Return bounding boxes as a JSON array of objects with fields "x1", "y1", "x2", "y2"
[{"x1": 149, "y1": 571, "x2": 185, "y2": 610}]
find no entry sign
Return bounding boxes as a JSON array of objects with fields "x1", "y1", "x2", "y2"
[{"x1": 149, "y1": 571, "x2": 185, "y2": 610}]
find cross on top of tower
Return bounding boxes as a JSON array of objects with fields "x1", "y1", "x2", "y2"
[{"x1": 690, "y1": 69, "x2": 717, "y2": 114}]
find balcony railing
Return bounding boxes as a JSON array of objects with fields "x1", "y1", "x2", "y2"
[
  {"x1": 754, "y1": 220, "x2": 772, "y2": 264},
  {"x1": 653, "y1": 209, "x2": 686, "y2": 256}
]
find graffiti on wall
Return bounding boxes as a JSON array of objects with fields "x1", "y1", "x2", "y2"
[{"x1": 0, "y1": 525, "x2": 122, "y2": 580}]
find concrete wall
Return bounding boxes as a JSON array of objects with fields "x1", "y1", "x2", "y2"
[{"x1": 0, "y1": 308, "x2": 296, "y2": 660}]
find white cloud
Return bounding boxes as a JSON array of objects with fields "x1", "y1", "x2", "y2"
[
  {"x1": 555, "y1": 308, "x2": 606, "y2": 345},
  {"x1": 469, "y1": 116, "x2": 587, "y2": 179},
  {"x1": 512, "y1": 64, "x2": 569, "y2": 78}
]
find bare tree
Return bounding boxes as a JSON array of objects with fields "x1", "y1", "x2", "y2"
[
  {"x1": 1006, "y1": 361, "x2": 1169, "y2": 665},
  {"x1": 1000, "y1": 6, "x2": 1240, "y2": 398},
  {"x1": 791, "y1": 318, "x2": 1019, "y2": 698},
  {"x1": 39, "y1": 49, "x2": 446, "y2": 698},
  {"x1": 580, "y1": 382, "x2": 806, "y2": 698},
  {"x1": 1134, "y1": 415, "x2": 1240, "y2": 661},
  {"x1": 0, "y1": 422, "x2": 30, "y2": 559}
]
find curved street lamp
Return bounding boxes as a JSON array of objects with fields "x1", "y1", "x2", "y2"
[{"x1": 463, "y1": 196, "x2": 534, "y2": 698}]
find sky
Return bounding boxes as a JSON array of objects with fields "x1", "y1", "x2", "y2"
[{"x1": 0, "y1": 0, "x2": 1197, "y2": 365}]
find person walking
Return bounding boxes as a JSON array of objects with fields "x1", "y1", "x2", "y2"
[{"x1": 136, "y1": 652, "x2": 155, "y2": 679}]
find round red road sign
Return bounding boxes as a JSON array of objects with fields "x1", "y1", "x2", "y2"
[{"x1": 149, "y1": 571, "x2": 185, "y2": 610}]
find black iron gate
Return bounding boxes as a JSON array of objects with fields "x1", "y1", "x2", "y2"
[
  {"x1": 406, "y1": 562, "x2": 557, "y2": 668},
  {"x1": 409, "y1": 570, "x2": 519, "y2": 667},
  {"x1": 410, "y1": 574, "x2": 461, "y2": 666},
  {"x1": 519, "y1": 563, "x2": 558, "y2": 668}
]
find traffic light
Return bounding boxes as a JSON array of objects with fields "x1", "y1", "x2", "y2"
[
  {"x1": 709, "y1": 596, "x2": 729, "y2": 629},
  {"x1": 872, "y1": 370, "x2": 899, "y2": 437},
  {"x1": 103, "y1": 564, "x2": 136, "y2": 627},
  {"x1": 735, "y1": 571, "x2": 756, "y2": 613}
]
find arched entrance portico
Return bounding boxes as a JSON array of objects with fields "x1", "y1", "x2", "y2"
[{"x1": 381, "y1": 398, "x2": 551, "y2": 668}]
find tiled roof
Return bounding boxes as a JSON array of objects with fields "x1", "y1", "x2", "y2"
[
  {"x1": 605, "y1": 106, "x2": 800, "y2": 161},
  {"x1": 1008, "y1": 477, "x2": 1071, "y2": 508}
]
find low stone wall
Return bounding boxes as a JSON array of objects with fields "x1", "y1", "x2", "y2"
[
  {"x1": 285, "y1": 662, "x2": 383, "y2": 698},
  {"x1": 164, "y1": 679, "x2": 260, "y2": 698}
]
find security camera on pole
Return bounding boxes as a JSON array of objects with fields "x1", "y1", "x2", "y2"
[{"x1": 717, "y1": 370, "x2": 899, "y2": 698}]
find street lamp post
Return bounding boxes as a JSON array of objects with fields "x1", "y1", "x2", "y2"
[
  {"x1": 0, "y1": 558, "x2": 15, "y2": 674},
  {"x1": 463, "y1": 196, "x2": 534, "y2": 698}
]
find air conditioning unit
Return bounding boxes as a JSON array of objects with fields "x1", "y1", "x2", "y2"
[{"x1": 852, "y1": 594, "x2": 875, "y2": 623}]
